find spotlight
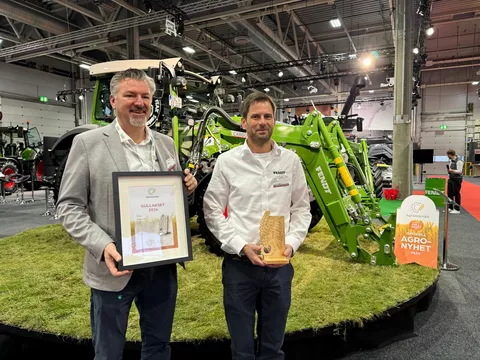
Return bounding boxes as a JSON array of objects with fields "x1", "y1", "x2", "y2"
[
  {"x1": 426, "y1": 26, "x2": 434, "y2": 36},
  {"x1": 413, "y1": 47, "x2": 419, "y2": 54},
  {"x1": 182, "y1": 46, "x2": 195, "y2": 54},
  {"x1": 330, "y1": 18, "x2": 341, "y2": 28},
  {"x1": 278, "y1": 71, "x2": 283, "y2": 77}
]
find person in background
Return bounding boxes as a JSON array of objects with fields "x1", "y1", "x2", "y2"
[
  {"x1": 56, "y1": 68, "x2": 197, "y2": 360},
  {"x1": 447, "y1": 149, "x2": 463, "y2": 214},
  {"x1": 202, "y1": 91, "x2": 312, "y2": 360}
]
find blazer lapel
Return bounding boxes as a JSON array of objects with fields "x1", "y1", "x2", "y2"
[{"x1": 103, "y1": 123, "x2": 129, "y2": 171}]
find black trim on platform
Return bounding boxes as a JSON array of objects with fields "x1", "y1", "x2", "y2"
[{"x1": 0, "y1": 279, "x2": 438, "y2": 360}]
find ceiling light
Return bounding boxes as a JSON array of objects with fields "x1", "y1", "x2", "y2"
[
  {"x1": 188, "y1": 98, "x2": 199, "y2": 103},
  {"x1": 186, "y1": 95, "x2": 193, "y2": 99},
  {"x1": 472, "y1": 81, "x2": 479, "y2": 85},
  {"x1": 78, "y1": 94, "x2": 84, "y2": 100},
  {"x1": 369, "y1": 90, "x2": 374, "y2": 93},
  {"x1": 330, "y1": 18, "x2": 341, "y2": 28},
  {"x1": 229, "y1": 70, "x2": 237, "y2": 75},
  {"x1": 79, "y1": 63, "x2": 90, "y2": 69},
  {"x1": 182, "y1": 46, "x2": 195, "y2": 54},
  {"x1": 413, "y1": 47, "x2": 419, "y2": 54},
  {"x1": 284, "y1": 98, "x2": 289, "y2": 102},
  {"x1": 264, "y1": 87, "x2": 270, "y2": 92},
  {"x1": 241, "y1": 77, "x2": 246, "y2": 83},
  {"x1": 426, "y1": 26, "x2": 434, "y2": 36},
  {"x1": 360, "y1": 55, "x2": 373, "y2": 67},
  {"x1": 278, "y1": 71, "x2": 283, "y2": 77}
]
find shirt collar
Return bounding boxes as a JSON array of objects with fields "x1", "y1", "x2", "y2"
[
  {"x1": 240, "y1": 139, "x2": 282, "y2": 157},
  {"x1": 114, "y1": 118, "x2": 153, "y2": 145}
]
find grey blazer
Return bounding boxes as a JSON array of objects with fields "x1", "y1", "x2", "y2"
[{"x1": 56, "y1": 122, "x2": 182, "y2": 291}]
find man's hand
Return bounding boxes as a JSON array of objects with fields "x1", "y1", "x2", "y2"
[
  {"x1": 104, "y1": 243, "x2": 132, "y2": 277},
  {"x1": 267, "y1": 244, "x2": 293, "y2": 268},
  {"x1": 184, "y1": 168, "x2": 198, "y2": 195},
  {"x1": 242, "y1": 244, "x2": 266, "y2": 267}
]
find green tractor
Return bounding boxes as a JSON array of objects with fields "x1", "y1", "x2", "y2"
[{"x1": 49, "y1": 57, "x2": 396, "y2": 266}]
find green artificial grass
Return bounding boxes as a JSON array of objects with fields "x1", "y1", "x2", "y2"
[{"x1": 0, "y1": 219, "x2": 439, "y2": 343}]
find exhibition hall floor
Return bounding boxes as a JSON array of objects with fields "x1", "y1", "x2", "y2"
[{"x1": 0, "y1": 180, "x2": 479, "y2": 359}]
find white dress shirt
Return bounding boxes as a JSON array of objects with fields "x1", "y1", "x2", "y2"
[
  {"x1": 203, "y1": 140, "x2": 312, "y2": 256},
  {"x1": 114, "y1": 119, "x2": 160, "y2": 171}
]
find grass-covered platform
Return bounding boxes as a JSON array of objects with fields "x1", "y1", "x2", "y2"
[{"x1": 0, "y1": 218, "x2": 439, "y2": 359}]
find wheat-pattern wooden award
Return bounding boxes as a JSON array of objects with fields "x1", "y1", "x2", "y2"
[{"x1": 259, "y1": 210, "x2": 289, "y2": 265}]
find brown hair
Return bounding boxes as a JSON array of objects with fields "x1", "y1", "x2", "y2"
[
  {"x1": 446, "y1": 149, "x2": 456, "y2": 156},
  {"x1": 240, "y1": 92, "x2": 276, "y2": 119}
]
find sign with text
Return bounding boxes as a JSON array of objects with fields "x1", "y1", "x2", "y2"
[
  {"x1": 394, "y1": 195, "x2": 439, "y2": 269},
  {"x1": 424, "y1": 177, "x2": 446, "y2": 208}
]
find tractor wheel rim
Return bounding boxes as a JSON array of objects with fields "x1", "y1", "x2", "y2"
[{"x1": 3, "y1": 168, "x2": 15, "y2": 190}]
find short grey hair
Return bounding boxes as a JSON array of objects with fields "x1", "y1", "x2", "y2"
[
  {"x1": 110, "y1": 68, "x2": 156, "y2": 98},
  {"x1": 240, "y1": 91, "x2": 276, "y2": 119}
]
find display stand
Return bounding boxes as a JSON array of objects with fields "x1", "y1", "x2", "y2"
[{"x1": 432, "y1": 188, "x2": 460, "y2": 271}]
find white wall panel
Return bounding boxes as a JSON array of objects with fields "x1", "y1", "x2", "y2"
[
  {"x1": 0, "y1": 62, "x2": 76, "y2": 138},
  {"x1": 352, "y1": 100, "x2": 393, "y2": 132},
  {"x1": 420, "y1": 84, "x2": 476, "y2": 175},
  {"x1": 0, "y1": 98, "x2": 75, "y2": 138},
  {"x1": 0, "y1": 62, "x2": 72, "y2": 102}
]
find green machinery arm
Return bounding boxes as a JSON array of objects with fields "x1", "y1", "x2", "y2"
[{"x1": 273, "y1": 110, "x2": 396, "y2": 266}]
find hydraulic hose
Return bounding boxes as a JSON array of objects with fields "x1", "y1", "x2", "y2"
[
  {"x1": 187, "y1": 106, "x2": 239, "y2": 173},
  {"x1": 313, "y1": 111, "x2": 362, "y2": 205}
]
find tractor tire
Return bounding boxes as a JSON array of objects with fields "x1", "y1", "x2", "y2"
[
  {"x1": 53, "y1": 151, "x2": 69, "y2": 204},
  {"x1": 309, "y1": 201, "x2": 323, "y2": 230},
  {"x1": 195, "y1": 173, "x2": 224, "y2": 257},
  {"x1": 0, "y1": 161, "x2": 19, "y2": 194},
  {"x1": 370, "y1": 162, "x2": 385, "y2": 198}
]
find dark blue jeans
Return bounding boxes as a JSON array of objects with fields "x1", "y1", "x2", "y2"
[
  {"x1": 90, "y1": 264, "x2": 177, "y2": 360},
  {"x1": 222, "y1": 255, "x2": 294, "y2": 360}
]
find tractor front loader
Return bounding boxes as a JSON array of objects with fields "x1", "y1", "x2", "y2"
[
  {"x1": 283, "y1": 110, "x2": 396, "y2": 265},
  {"x1": 188, "y1": 105, "x2": 397, "y2": 265}
]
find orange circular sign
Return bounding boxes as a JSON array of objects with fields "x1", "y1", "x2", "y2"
[{"x1": 409, "y1": 220, "x2": 424, "y2": 232}]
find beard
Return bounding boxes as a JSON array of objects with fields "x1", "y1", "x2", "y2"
[
  {"x1": 248, "y1": 127, "x2": 272, "y2": 145},
  {"x1": 129, "y1": 106, "x2": 148, "y2": 127},
  {"x1": 129, "y1": 115, "x2": 147, "y2": 128}
]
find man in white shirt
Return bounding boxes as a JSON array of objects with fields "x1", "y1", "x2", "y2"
[
  {"x1": 447, "y1": 149, "x2": 463, "y2": 214},
  {"x1": 203, "y1": 92, "x2": 311, "y2": 360}
]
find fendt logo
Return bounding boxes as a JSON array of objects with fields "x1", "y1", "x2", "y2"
[{"x1": 316, "y1": 166, "x2": 331, "y2": 194}]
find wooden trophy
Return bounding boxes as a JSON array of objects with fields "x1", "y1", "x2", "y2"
[{"x1": 259, "y1": 210, "x2": 289, "y2": 265}]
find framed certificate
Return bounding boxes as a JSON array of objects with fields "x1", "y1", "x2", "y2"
[{"x1": 112, "y1": 171, "x2": 192, "y2": 270}]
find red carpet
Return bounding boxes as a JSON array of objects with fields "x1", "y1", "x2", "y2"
[
  {"x1": 412, "y1": 177, "x2": 480, "y2": 221},
  {"x1": 458, "y1": 181, "x2": 480, "y2": 221}
]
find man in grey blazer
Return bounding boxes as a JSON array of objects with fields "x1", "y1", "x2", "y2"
[{"x1": 56, "y1": 68, "x2": 197, "y2": 360}]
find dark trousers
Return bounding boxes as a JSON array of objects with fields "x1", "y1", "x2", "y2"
[
  {"x1": 222, "y1": 255, "x2": 294, "y2": 360},
  {"x1": 90, "y1": 264, "x2": 178, "y2": 360},
  {"x1": 447, "y1": 177, "x2": 462, "y2": 211}
]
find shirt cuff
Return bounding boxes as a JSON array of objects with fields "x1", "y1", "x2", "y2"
[
  {"x1": 285, "y1": 235, "x2": 302, "y2": 255},
  {"x1": 231, "y1": 236, "x2": 248, "y2": 256}
]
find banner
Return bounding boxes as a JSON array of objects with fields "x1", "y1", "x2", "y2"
[
  {"x1": 394, "y1": 195, "x2": 439, "y2": 269},
  {"x1": 424, "y1": 177, "x2": 446, "y2": 208}
]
